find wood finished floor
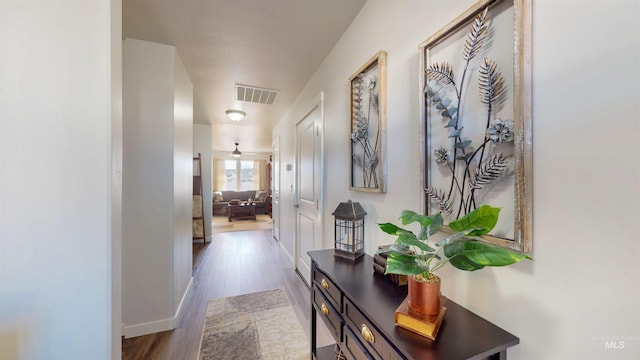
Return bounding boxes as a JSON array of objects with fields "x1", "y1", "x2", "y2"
[{"x1": 122, "y1": 228, "x2": 333, "y2": 360}]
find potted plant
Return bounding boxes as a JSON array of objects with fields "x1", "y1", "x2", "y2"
[{"x1": 378, "y1": 205, "x2": 531, "y2": 317}]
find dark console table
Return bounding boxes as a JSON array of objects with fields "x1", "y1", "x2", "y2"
[{"x1": 309, "y1": 249, "x2": 519, "y2": 360}]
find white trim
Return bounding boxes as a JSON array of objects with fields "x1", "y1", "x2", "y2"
[
  {"x1": 122, "y1": 277, "x2": 193, "y2": 338},
  {"x1": 318, "y1": 91, "x2": 325, "y2": 248},
  {"x1": 174, "y1": 276, "x2": 193, "y2": 327},
  {"x1": 280, "y1": 240, "x2": 295, "y2": 266}
]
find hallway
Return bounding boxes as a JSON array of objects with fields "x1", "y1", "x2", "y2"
[{"x1": 122, "y1": 229, "x2": 331, "y2": 359}]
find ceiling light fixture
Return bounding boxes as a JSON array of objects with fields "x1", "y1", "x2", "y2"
[
  {"x1": 232, "y1": 142, "x2": 242, "y2": 158},
  {"x1": 225, "y1": 109, "x2": 246, "y2": 121}
]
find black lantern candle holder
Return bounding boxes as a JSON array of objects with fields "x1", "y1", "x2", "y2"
[{"x1": 332, "y1": 200, "x2": 366, "y2": 261}]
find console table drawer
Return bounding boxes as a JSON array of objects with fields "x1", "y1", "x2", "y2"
[
  {"x1": 313, "y1": 285, "x2": 342, "y2": 342},
  {"x1": 343, "y1": 325, "x2": 375, "y2": 360},
  {"x1": 344, "y1": 297, "x2": 402, "y2": 360},
  {"x1": 313, "y1": 267, "x2": 341, "y2": 311}
]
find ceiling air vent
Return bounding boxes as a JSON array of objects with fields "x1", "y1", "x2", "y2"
[{"x1": 235, "y1": 84, "x2": 279, "y2": 105}]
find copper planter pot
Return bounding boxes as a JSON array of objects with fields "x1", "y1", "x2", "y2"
[{"x1": 407, "y1": 274, "x2": 441, "y2": 317}]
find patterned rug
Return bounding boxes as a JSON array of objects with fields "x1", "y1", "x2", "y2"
[
  {"x1": 198, "y1": 288, "x2": 309, "y2": 360},
  {"x1": 211, "y1": 214, "x2": 273, "y2": 234}
]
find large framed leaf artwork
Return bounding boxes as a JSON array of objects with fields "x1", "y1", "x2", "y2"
[
  {"x1": 350, "y1": 51, "x2": 387, "y2": 193},
  {"x1": 419, "y1": 0, "x2": 532, "y2": 252}
]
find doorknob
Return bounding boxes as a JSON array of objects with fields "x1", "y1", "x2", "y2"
[{"x1": 294, "y1": 204, "x2": 299, "y2": 208}]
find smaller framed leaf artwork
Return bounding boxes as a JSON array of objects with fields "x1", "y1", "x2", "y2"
[
  {"x1": 350, "y1": 50, "x2": 387, "y2": 193},
  {"x1": 419, "y1": 0, "x2": 532, "y2": 252}
]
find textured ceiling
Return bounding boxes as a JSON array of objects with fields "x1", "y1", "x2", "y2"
[{"x1": 123, "y1": 0, "x2": 366, "y2": 154}]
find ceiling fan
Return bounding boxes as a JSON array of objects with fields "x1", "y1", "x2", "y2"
[
  {"x1": 231, "y1": 142, "x2": 242, "y2": 158},
  {"x1": 228, "y1": 142, "x2": 256, "y2": 158}
]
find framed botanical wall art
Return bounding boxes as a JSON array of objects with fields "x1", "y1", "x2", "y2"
[
  {"x1": 419, "y1": 0, "x2": 532, "y2": 252},
  {"x1": 350, "y1": 51, "x2": 387, "y2": 193}
]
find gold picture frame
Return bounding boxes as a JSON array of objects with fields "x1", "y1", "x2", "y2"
[
  {"x1": 350, "y1": 51, "x2": 387, "y2": 193},
  {"x1": 419, "y1": 0, "x2": 532, "y2": 252}
]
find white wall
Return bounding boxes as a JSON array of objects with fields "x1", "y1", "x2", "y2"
[
  {"x1": 122, "y1": 38, "x2": 193, "y2": 338},
  {"x1": 273, "y1": 0, "x2": 640, "y2": 359},
  {"x1": 0, "y1": 1, "x2": 115, "y2": 359},
  {"x1": 172, "y1": 52, "x2": 194, "y2": 321},
  {"x1": 111, "y1": 0, "x2": 123, "y2": 357},
  {"x1": 194, "y1": 124, "x2": 213, "y2": 243}
]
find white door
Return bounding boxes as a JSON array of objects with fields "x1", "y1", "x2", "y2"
[
  {"x1": 295, "y1": 95, "x2": 323, "y2": 285},
  {"x1": 272, "y1": 137, "x2": 280, "y2": 241}
]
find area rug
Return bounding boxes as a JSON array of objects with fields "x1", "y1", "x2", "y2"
[
  {"x1": 198, "y1": 288, "x2": 309, "y2": 360},
  {"x1": 211, "y1": 214, "x2": 273, "y2": 234}
]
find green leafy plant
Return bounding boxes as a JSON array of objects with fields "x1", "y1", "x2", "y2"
[{"x1": 378, "y1": 205, "x2": 531, "y2": 280}]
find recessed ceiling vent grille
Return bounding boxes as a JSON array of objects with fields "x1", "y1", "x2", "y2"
[{"x1": 235, "y1": 84, "x2": 279, "y2": 105}]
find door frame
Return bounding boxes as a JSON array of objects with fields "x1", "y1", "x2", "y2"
[
  {"x1": 294, "y1": 92, "x2": 325, "y2": 283},
  {"x1": 272, "y1": 136, "x2": 280, "y2": 241}
]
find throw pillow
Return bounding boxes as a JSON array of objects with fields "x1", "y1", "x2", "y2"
[
  {"x1": 255, "y1": 190, "x2": 268, "y2": 202},
  {"x1": 213, "y1": 191, "x2": 223, "y2": 202}
]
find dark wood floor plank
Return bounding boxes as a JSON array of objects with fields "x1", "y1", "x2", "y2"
[{"x1": 122, "y1": 229, "x2": 333, "y2": 360}]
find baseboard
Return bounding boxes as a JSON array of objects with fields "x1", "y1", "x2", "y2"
[
  {"x1": 122, "y1": 277, "x2": 194, "y2": 338},
  {"x1": 174, "y1": 276, "x2": 193, "y2": 326},
  {"x1": 279, "y1": 241, "x2": 295, "y2": 266},
  {"x1": 122, "y1": 314, "x2": 175, "y2": 339}
]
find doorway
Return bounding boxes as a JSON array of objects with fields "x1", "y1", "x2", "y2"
[
  {"x1": 294, "y1": 93, "x2": 324, "y2": 285},
  {"x1": 272, "y1": 137, "x2": 280, "y2": 241}
]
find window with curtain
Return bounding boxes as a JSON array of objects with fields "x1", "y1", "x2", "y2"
[{"x1": 213, "y1": 159, "x2": 265, "y2": 191}]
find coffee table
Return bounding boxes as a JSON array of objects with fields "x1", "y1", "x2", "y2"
[{"x1": 228, "y1": 203, "x2": 256, "y2": 222}]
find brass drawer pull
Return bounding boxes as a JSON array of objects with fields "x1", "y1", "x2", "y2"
[
  {"x1": 321, "y1": 278, "x2": 329, "y2": 290},
  {"x1": 361, "y1": 324, "x2": 375, "y2": 344},
  {"x1": 321, "y1": 302, "x2": 330, "y2": 316}
]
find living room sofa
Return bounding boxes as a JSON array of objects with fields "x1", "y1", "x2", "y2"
[{"x1": 212, "y1": 190, "x2": 270, "y2": 216}]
